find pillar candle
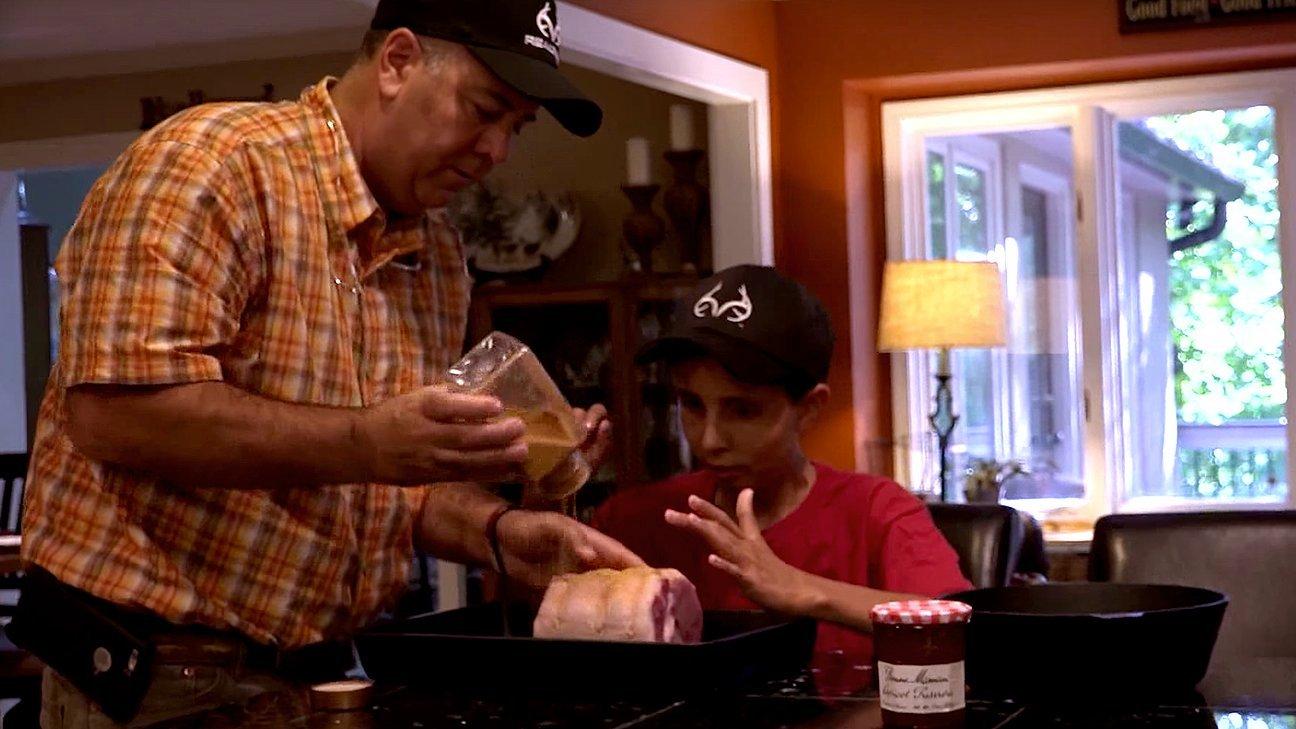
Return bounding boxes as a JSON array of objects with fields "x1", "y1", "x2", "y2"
[
  {"x1": 626, "y1": 137, "x2": 652, "y2": 185},
  {"x1": 669, "y1": 104, "x2": 695, "y2": 151}
]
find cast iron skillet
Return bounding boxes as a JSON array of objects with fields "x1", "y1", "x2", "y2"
[{"x1": 944, "y1": 583, "x2": 1227, "y2": 701}]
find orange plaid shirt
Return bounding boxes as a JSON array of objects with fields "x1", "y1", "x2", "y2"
[{"x1": 22, "y1": 78, "x2": 471, "y2": 648}]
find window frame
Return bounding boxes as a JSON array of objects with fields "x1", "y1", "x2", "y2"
[
  {"x1": 1003, "y1": 147, "x2": 1087, "y2": 505},
  {"x1": 926, "y1": 136, "x2": 1013, "y2": 475},
  {"x1": 882, "y1": 70, "x2": 1296, "y2": 524}
]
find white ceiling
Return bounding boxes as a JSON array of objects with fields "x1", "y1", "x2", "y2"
[{"x1": 0, "y1": 0, "x2": 378, "y2": 86}]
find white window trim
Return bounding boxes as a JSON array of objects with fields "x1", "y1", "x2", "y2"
[
  {"x1": 885, "y1": 104, "x2": 1084, "y2": 508},
  {"x1": 883, "y1": 68, "x2": 1296, "y2": 521},
  {"x1": 1004, "y1": 150, "x2": 1086, "y2": 496},
  {"x1": 1122, "y1": 495, "x2": 1291, "y2": 514}
]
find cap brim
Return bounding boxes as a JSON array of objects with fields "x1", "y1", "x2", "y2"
[
  {"x1": 466, "y1": 46, "x2": 603, "y2": 137},
  {"x1": 636, "y1": 329, "x2": 793, "y2": 387}
]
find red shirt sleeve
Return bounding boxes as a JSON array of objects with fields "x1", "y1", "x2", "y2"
[
  {"x1": 869, "y1": 480, "x2": 973, "y2": 596},
  {"x1": 589, "y1": 483, "x2": 670, "y2": 566},
  {"x1": 589, "y1": 487, "x2": 639, "y2": 536}
]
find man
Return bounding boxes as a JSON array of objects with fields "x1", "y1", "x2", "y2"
[
  {"x1": 17, "y1": 1, "x2": 639, "y2": 725},
  {"x1": 593, "y1": 266, "x2": 971, "y2": 669}
]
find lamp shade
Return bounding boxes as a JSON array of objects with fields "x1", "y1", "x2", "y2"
[{"x1": 877, "y1": 260, "x2": 1007, "y2": 351}]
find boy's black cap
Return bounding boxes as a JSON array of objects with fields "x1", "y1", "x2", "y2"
[
  {"x1": 638, "y1": 265, "x2": 835, "y2": 391},
  {"x1": 370, "y1": 0, "x2": 602, "y2": 137}
]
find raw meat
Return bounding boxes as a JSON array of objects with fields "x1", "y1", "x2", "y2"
[{"x1": 532, "y1": 567, "x2": 703, "y2": 643}]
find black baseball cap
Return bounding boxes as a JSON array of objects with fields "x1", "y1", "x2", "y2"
[
  {"x1": 638, "y1": 266, "x2": 835, "y2": 395},
  {"x1": 370, "y1": 0, "x2": 602, "y2": 137}
]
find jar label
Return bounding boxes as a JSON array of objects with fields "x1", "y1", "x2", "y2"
[{"x1": 877, "y1": 661, "x2": 965, "y2": 714}]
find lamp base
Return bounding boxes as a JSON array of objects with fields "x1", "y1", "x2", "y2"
[{"x1": 929, "y1": 370, "x2": 959, "y2": 502}]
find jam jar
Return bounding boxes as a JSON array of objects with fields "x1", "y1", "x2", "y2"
[{"x1": 870, "y1": 600, "x2": 972, "y2": 728}]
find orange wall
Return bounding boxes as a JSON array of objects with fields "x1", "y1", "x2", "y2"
[
  {"x1": 577, "y1": 1, "x2": 1296, "y2": 473},
  {"x1": 569, "y1": 0, "x2": 780, "y2": 72}
]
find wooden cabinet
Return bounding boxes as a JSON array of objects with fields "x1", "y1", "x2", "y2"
[{"x1": 469, "y1": 276, "x2": 698, "y2": 515}]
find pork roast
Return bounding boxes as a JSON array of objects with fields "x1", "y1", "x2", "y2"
[{"x1": 532, "y1": 567, "x2": 703, "y2": 643}]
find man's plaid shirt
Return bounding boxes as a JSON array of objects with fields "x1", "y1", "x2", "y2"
[{"x1": 22, "y1": 78, "x2": 471, "y2": 648}]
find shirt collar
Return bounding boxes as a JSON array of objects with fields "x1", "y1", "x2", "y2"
[
  {"x1": 301, "y1": 79, "x2": 379, "y2": 237},
  {"x1": 301, "y1": 78, "x2": 430, "y2": 279}
]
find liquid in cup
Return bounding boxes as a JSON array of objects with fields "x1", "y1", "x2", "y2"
[{"x1": 446, "y1": 333, "x2": 591, "y2": 499}]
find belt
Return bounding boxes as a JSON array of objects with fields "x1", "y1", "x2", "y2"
[
  {"x1": 151, "y1": 629, "x2": 355, "y2": 685},
  {"x1": 15, "y1": 566, "x2": 356, "y2": 685}
]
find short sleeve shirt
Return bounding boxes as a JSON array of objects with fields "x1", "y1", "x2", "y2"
[
  {"x1": 592, "y1": 463, "x2": 972, "y2": 660},
  {"x1": 21, "y1": 78, "x2": 470, "y2": 648}
]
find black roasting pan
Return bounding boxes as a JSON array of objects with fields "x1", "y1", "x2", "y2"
[{"x1": 355, "y1": 604, "x2": 816, "y2": 696}]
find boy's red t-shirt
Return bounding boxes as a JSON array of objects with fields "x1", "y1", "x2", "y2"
[{"x1": 591, "y1": 463, "x2": 972, "y2": 662}]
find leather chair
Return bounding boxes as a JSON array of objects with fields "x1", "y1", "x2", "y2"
[
  {"x1": 1090, "y1": 510, "x2": 1296, "y2": 657},
  {"x1": 0, "y1": 452, "x2": 27, "y2": 614},
  {"x1": 1014, "y1": 510, "x2": 1050, "y2": 580},
  {"x1": 0, "y1": 454, "x2": 38, "y2": 727},
  {"x1": 0, "y1": 452, "x2": 27, "y2": 535},
  {"x1": 927, "y1": 503, "x2": 1024, "y2": 589}
]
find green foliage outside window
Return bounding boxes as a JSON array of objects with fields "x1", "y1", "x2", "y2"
[{"x1": 1151, "y1": 107, "x2": 1286, "y2": 498}]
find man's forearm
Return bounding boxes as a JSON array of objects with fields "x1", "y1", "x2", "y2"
[
  {"x1": 414, "y1": 482, "x2": 507, "y2": 567},
  {"x1": 67, "y1": 382, "x2": 368, "y2": 489}
]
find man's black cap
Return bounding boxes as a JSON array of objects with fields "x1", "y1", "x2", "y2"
[
  {"x1": 370, "y1": 0, "x2": 603, "y2": 137},
  {"x1": 638, "y1": 265, "x2": 835, "y2": 394}
]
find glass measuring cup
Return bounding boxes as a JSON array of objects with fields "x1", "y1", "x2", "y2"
[{"x1": 445, "y1": 332, "x2": 591, "y2": 499}]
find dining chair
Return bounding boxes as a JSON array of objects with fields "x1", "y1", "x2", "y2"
[
  {"x1": 927, "y1": 502, "x2": 1024, "y2": 589},
  {"x1": 0, "y1": 453, "x2": 38, "y2": 727},
  {"x1": 0, "y1": 453, "x2": 28, "y2": 535},
  {"x1": 1090, "y1": 510, "x2": 1296, "y2": 657}
]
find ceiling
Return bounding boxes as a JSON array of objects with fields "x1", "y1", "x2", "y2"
[{"x1": 0, "y1": 0, "x2": 377, "y2": 86}]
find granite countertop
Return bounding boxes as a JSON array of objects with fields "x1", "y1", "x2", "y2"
[{"x1": 299, "y1": 657, "x2": 1296, "y2": 729}]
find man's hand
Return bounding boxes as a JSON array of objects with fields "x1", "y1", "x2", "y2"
[
  {"x1": 496, "y1": 509, "x2": 645, "y2": 592},
  {"x1": 572, "y1": 403, "x2": 613, "y2": 474},
  {"x1": 665, "y1": 490, "x2": 813, "y2": 616},
  {"x1": 355, "y1": 385, "x2": 528, "y2": 485}
]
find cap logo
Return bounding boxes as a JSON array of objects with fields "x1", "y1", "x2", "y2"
[
  {"x1": 525, "y1": 2, "x2": 561, "y2": 64},
  {"x1": 693, "y1": 282, "x2": 753, "y2": 325},
  {"x1": 537, "y1": 2, "x2": 560, "y2": 45}
]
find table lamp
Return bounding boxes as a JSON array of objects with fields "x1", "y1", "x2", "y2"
[{"x1": 877, "y1": 260, "x2": 1007, "y2": 501}]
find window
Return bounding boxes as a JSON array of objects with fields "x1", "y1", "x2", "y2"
[
  {"x1": 1118, "y1": 108, "x2": 1286, "y2": 508},
  {"x1": 882, "y1": 70, "x2": 1296, "y2": 521},
  {"x1": 926, "y1": 139, "x2": 1007, "y2": 473},
  {"x1": 919, "y1": 131, "x2": 1084, "y2": 507}
]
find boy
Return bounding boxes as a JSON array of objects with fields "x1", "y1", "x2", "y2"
[{"x1": 593, "y1": 265, "x2": 970, "y2": 665}]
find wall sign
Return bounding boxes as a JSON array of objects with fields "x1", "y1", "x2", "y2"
[{"x1": 1119, "y1": 0, "x2": 1296, "y2": 33}]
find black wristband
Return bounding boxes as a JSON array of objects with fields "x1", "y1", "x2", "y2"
[{"x1": 485, "y1": 503, "x2": 518, "y2": 578}]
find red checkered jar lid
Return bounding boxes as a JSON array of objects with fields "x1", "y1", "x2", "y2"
[{"x1": 870, "y1": 599, "x2": 973, "y2": 625}]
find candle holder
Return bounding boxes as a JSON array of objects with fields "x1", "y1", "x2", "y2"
[
  {"x1": 621, "y1": 184, "x2": 666, "y2": 275},
  {"x1": 663, "y1": 149, "x2": 711, "y2": 275}
]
